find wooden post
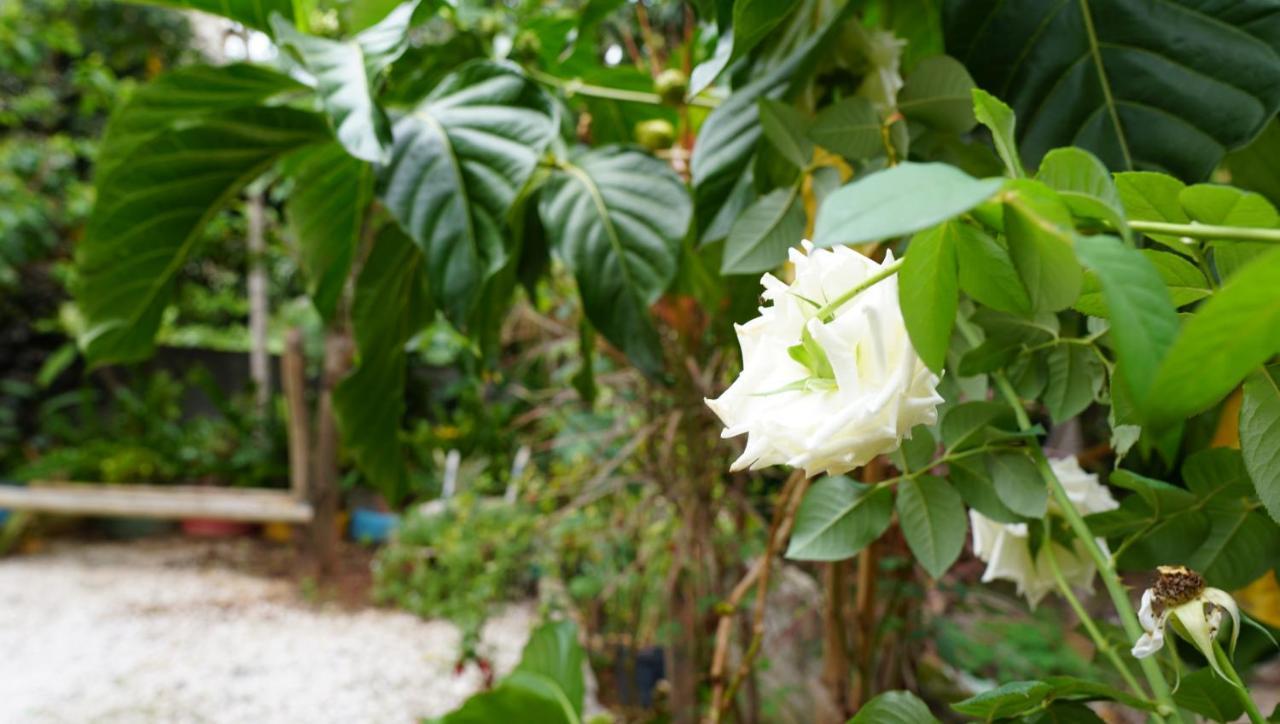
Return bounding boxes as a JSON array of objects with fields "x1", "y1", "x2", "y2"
[
  {"x1": 310, "y1": 332, "x2": 351, "y2": 576},
  {"x1": 281, "y1": 329, "x2": 310, "y2": 502},
  {"x1": 247, "y1": 190, "x2": 271, "y2": 415}
]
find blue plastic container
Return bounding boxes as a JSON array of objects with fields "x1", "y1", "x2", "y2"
[{"x1": 349, "y1": 508, "x2": 398, "y2": 544}]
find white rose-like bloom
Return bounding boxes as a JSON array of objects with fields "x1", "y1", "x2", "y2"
[
  {"x1": 705, "y1": 241, "x2": 943, "y2": 478},
  {"x1": 969, "y1": 456, "x2": 1119, "y2": 608}
]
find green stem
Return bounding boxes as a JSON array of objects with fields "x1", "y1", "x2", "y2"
[
  {"x1": 813, "y1": 257, "x2": 904, "y2": 320},
  {"x1": 987, "y1": 369, "x2": 1183, "y2": 722},
  {"x1": 1213, "y1": 642, "x2": 1266, "y2": 724},
  {"x1": 1043, "y1": 536, "x2": 1155, "y2": 716},
  {"x1": 1128, "y1": 220, "x2": 1280, "y2": 244},
  {"x1": 527, "y1": 68, "x2": 719, "y2": 109}
]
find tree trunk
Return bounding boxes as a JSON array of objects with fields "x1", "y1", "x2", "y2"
[
  {"x1": 246, "y1": 190, "x2": 270, "y2": 415},
  {"x1": 310, "y1": 332, "x2": 351, "y2": 576}
]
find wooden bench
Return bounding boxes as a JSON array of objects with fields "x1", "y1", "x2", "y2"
[{"x1": 0, "y1": 483, "x2": 312, "y2": 522}]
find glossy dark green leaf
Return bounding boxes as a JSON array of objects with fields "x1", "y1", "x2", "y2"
[
  {"x1": 814, "y1": 162, "x2": 1003, "y2": 247},
  {"x1": 757, "y1": 99, "x2": 813, "y2": 169},
  {"x1": 1145, "y1": 247, "x2": 1280, "y2": 423},
  {"x1": 987, "y1": 451, "x2": 1046, "y2": 518},
  {"x1": 899, "y1": 222, "x2": 960, "y2": 373},
  {"x1": 540, "y1": 147, "x2": 689, "y2": 376},
  {"x1": 808, "y1": 95, "x2": 883, "y2": 162},
  {"x1": 333, "y1": 225, "x2": 430, "y2": 502},
  {"x1": 898, "y1": 55, "x2": 976, "y2": 134},
  {"x1": 1174, "y1": 668, "x2": 1246, "y2": 723},
  {"x1": 945, "y1": 0, "x2": 1280, "y2": 179},
  {"x1": 1241, "y1": 365, "x2": 1280, "y2": 525},
  {"x1": 896, "y1": 475, "x2": 966, "y2": 579},
  {"x1": 721, "y1": 187, "x2": 805, "y2": 274},
  {"x1": 1225, "y1": 119, "x2": 1280, "y2": 207},
  {"x1": 971, "y1": 88, "x2": 1023, "y2": 178},
  {"x1": 1002, "y1": 179, "x2": 1082, "y2": 311},
  {"x1": 1043, "y1": 344, "x2": 1101, "y2": 423},
  {"x1": 848, "y1": 690, "x2": 939, "y2": 723},
  {"x1": 379, "y1": 61, "x2": 555, "y2": 326},
  {"x1": 283, "y1": 141, "x2": 371, "y2": 321},
  {"x1": 1074, "y1": 235, "x2": 1179, "y2": 407},
  {"x1": 76, "y1": 106, "x2": 329, "y2": 365},
  {"x1": 953, "y1": 223, "x2": 1032, "y2": 314},
  {"x1": 733, "y1": 0, "x2": 800, "y2": 66},
  {"x1": 272, "y1": 3, "x2": 415, "y2": 162},
  {"x1": 786, "y1": 476, "x2": 893, "y2": 561}
]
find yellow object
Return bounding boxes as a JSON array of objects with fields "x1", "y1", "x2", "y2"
[
  {"x1": 262, "y1": 521, "x2": 294, "y2": 543},
  {"x1": 1237, "y1": 570, "x2": 1280, "y2": 629},
  {"x1": 1210, "y1": 388, "x2": 1243, "y2": 449}
]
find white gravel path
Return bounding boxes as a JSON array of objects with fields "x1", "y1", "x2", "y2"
[{"x1": 0, "y1": 539, "x2": 534, "y2": 724}]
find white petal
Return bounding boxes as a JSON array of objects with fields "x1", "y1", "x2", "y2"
[
  {"x1": 1203, "y1": 587, "x2": 1241, "y2": 657},
  {"x1": 1138, "y1": 588, "x2": 1158, "y2": 631},
  {"x1": 1131, "y1": 629, "x2": 1165, "y2": 658}
]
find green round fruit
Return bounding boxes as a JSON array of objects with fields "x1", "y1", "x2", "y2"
[
  {"x1": 653, "y1": 69, "x2": 688, "y2": 106},
  {"x1": 635, "y1": 119, "x2": 676, "y2": 150}
]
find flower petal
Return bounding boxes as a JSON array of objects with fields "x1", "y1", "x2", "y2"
[
  {"x1": 1131, "y1": 629, "x2": 1165, "y2": 658},
  {"x1": 1203, "y1": 587, "x2": 1241, "y2": 658}
]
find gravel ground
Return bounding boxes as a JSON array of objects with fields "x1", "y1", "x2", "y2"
[{"x1": 0, "y1": 538, "x2": 534, "y2": 724}]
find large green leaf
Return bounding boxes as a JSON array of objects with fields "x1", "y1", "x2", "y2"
[
  {"x1": 1241, "y1": 365, "x2": 1280, "y2": 526},
  {"x1": 987, "y1": 451, "x2": 1046, "y2": 518},
  {"x1": 899, "y1": 222, "x2": 960, "y2": 374},
  {"x1": 282, "y1": 141, "x2": 371, "y2": 321},
  {"x1": 849, "y1": 691, "x2": 939, "y2": 724},
  {"x1": 333, "y1": 225, "x2": 430, "y2": 502},
  {"x1": 379, "y1": 61, "x2": 555, "y2": 326},
  {"x1": 1145, "y1": 247, "x2": 1280, "y2": 423},
  {"x1": 127, "y1": 0, "x2": 293, "y2": 32},
  {"x1": 1074, "y1": 235, "x2": 1179, "y2": 406},
  {"x1": 76, "y1": 107, "x2": 329, "y2": 365},
  {"x1": 808, "y1": 96, "x2": 883, "y2": 163},
  {"x1": 1043, "y1": 344, "x2": 1101, "y2": 423},
  {"x1": 895, "y1": 475, "x2": 966, "y2": 579},
  {"x1": 690, "y1": 3, "x2": 853, "y2": 236},
  {"x1": 786, "y1": 476, "x2": 893, "y2": 561},
  {"x1": 1184, "y1": 449, "x2": 1280, "y2": 589},
  {"x1": 1034, "y1": 147, "x2": 1124, "y2": 230},
  {"x1": 1225, "y1": 118, "x2": 1280, "y2": 207},
  {"x1": 95, "y1": 63, "x2": 305, "y2": 181},
  {"x1": 513, "y1": 621, "x2": 586, "y2": 718},
  {"x1": 953, "y1": 222, "x2": 1031, "y2": 314},
  {"x1": 429, "y1": 673, "x2": 577, "y2": 724},
  {"x1": 945, "y1": 0, "x2": 1280, "y2": 180},
  {"x1": 898, "y1": 55, "x2": 976, "y2": 134},
  {"x1": 1075, "y1": 248, "x2": 1210, "y2": 317},
  {"x1": 272, "y1": 2, "x2": 415, "y2": 162},
  {"x1": 721, "y1": 186, "x2": 805, "y2": 274},
  {"x1": 813, "y1": 162, "x2": 1002, "y2": 247},
  {"x1": 540, "y1": 147, "x2": 690, "y2": 376}
]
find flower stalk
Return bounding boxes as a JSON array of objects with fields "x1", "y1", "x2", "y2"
[
  {"x1": 1214, "y1": 642, "x2": 1266, "y2": 724},
  {"x1": 1127, "y1": 220, "x2": 1280, "y2": 244}
]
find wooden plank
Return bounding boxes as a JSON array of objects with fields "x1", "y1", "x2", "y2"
[
  {"x1": 0, "y1": 483, "x2": 313, "y2": 522},
  {"x1": 281, "y1": 328, "x2": 311, "y2": 500}
]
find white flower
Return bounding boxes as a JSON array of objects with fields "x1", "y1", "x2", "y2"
[
  {"x1": 705, "y1": 241, "x2": 942, "y2": 478},
  {"x1": 1132, "y1": 565, "x2": 1240, "y2": 680},
  {"x1": 969, "y1": 457, "x2": 1119, "y2": 608}
]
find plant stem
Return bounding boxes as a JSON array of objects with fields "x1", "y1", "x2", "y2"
[
  {"x1": 527, "y1": 68, "x2": 719, "y2": 108},
  {"x1": 1043, "y1": 537, "x2": 1155, "y2": 714},
  {"x1": 814, "y1": 257, "x2": 905, "y2": 320},
  {"x1": 988, "y1": 369, "x2": 1183, "y2": 722},
  {"x1": 1128, "y1": 220, "x2": 1280, "y2": 244},
  {"x1": 1213, "y1": 642, "x2": 1266, "y2": 724}
]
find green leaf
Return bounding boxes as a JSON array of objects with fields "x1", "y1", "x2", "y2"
[
  {"x1": 1002, "y1": 179, "x2": 1082, "y2": 311},
  {"x1": 1179, "y1": 183, "x2": 1279, "y2": 279},
  {"x1": 757, "y1": 99, "x2": 813, "y2": 169},
  {"x1": 333, "y1": 225, "x2": 430, "y2": 502},
  {"x1": 283, "y1": 141, "x2": 371, "y2": 321},
  {"x1": 379, "y1": 61, "x2": 555, "y2": 326},
  {"x1": 127, "y1": 0, "x2": 293, "y2": 32},
  {"x1": 988, "y1": 451, "x2": 1047, "y2": 518},
  {"x1": 1225, "y1": 119, "x2": 1280, "y2": 207},
  {"x1": 950, "y1": 457, "x2": 1021, "y2": 524},
  {"x1": 1174, "y1": 668, "x2": 1245, "y2": 723},
  {"x1": 732, "y1": 0, "x2": 800, "y2": 67},
  {"x1": 1034, "y1": 147, "x2": 1124, "y2": 230},
  {"x1": 1113, "y1": 171, "x2": 1193, "y2": 253},
  {"x1": 898, "y1": 55, "x2": 976, "y2": 134},
  {"x1": 847, "y1": 690, "x2": 939, "y2": 724},
  {"x1": 896, "y1": 475, "x2": 966, "y2": 579},
  {"x1": 1184, "y1": 448, "x2": 1280, "y2": 589},
  {"x1": 271, "y1": 3, "x2": 414, "y2": 162},
  {"x1": 76, "y1": 106, "x2": 329, "y2": 365},
  {"x1": 721, "y1": 186, "x2": 805, "y2": 274},
  {"x1": 1075, "y1": 249, "x2": 1210, "y2": 317},
  {"x1": 808, "y1": 95, "x2": 883, "y2": 162},
  {"x1": 953, "y1": 223, "x2": 1032, "y2": 314},
  {"x1": 786, "y1": 476, "x2": 893, "y2": 561},
  {"x1": 1241, "y1": 365, "x2": 1280, "y2": 525},
  {"x1": 899, "y1": 222, "x2": 960, "y2": 373},
  {"x1": 1043, "y1": 344, "x2": 1101, "y2": 424},
  {"x1": 1074, "y1": 235, "x2": 1179, "y2": 407},
  {"x1": 541, "y1": 147, "x2": 690, "y2": 376},
  {"x1": 952, "y1": 681, "x2": 1052, "y2": 719},
  {"x1": 945, "y1": 0, "x2": 1280, "y2": 179},
  {"x1": 429, "y1": 673, "x2": 577, "y2": 724},
  {"x1": 814, "y1": 162, "x2": 1003, "y2": 247},
  {"x1": 514, "y1": 621, "x2": 586, "y2": 718},
  {"x1": 940, "y1": 400, "x2": 1014, "y2": 452},
  {"x1": 1020, "y1": 702, "x2": 1105, "y2": 724},
  {"x1": 971, "y1": 88, "x2": 1023, "y2": 178},
  {"x1": 690, "y1": 5, "x2": 852, "y2": 235},
  {"x1": 1145, "y1": 247, "x2": 1280, "y2": 423}
]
